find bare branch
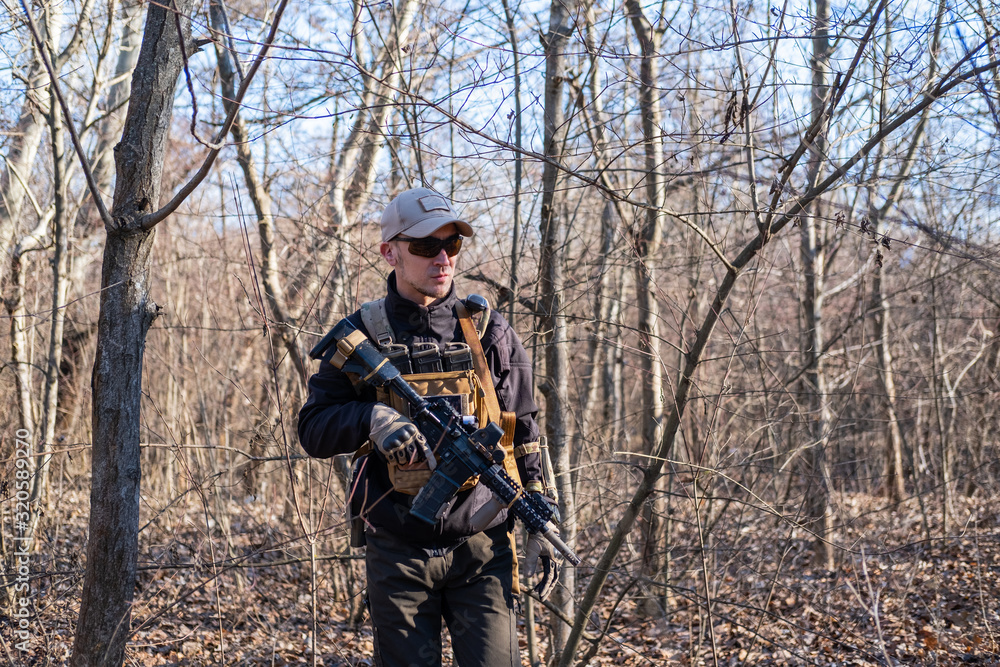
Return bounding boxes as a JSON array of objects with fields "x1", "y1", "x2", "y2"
[{"x1": 139, "y1": 0, "x2": 292, "y2": 230}]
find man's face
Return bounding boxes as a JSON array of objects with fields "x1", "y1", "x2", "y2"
[{"x1": 380, "y1": 223, "x2": 460, "y2": 306}]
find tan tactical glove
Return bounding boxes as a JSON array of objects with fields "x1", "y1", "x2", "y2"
[
  {"x1": 524, "y1": 531, "x2": 558, "y2": 577},
  {"x1": 525, "y1": 531, "x2": 561, "y2": 600},
  {"x1": 524, "y1": 497, "x2": 562, "y2": 600},
  {"x1": 369, "y1": 404, "x2": 427, "y2": 466}
]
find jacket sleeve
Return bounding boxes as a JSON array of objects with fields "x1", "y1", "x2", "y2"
[
  {"x1": 298, "y1": 341, "x2": 378, "y2": 459},
  {"x1": 485, "y1": 313, "x2": 543, "y2": 487}
]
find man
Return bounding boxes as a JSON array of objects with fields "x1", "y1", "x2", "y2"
[{"x1": 298, "y1": 187, "x2": 556, "y2": 666}]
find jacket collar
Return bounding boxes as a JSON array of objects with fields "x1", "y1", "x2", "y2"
[{"x1": 385, "y1": 272, "x2": 460, "y2": 344}]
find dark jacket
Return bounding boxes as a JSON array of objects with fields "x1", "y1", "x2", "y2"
[{"x1": 298, "y1": 273, "x2": 542, "y2": 547}]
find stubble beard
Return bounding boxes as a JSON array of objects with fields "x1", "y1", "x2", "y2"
[{"x1": 416, "y1": 277, "x2": 452, "y2": 300}]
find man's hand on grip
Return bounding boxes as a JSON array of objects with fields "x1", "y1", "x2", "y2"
[
  {"x1": 524, "y1": 494, "x2": 562, "y2": 600},
  {"x1": 370, "y1": 404, "x2": 427, "y2": 466},
  {"x1": 525, "y1": 530, "x2": 561, "y2": 600}
]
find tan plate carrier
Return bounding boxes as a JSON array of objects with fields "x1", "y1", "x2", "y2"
[
  {"x1": 355, "y1": 298, "x2": 522, "y2": 491},
  {"x1": 356, "y1": 298, "x2": 525, "y2": 591}
]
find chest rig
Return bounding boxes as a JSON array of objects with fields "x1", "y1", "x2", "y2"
[{"x1": 359, "y1": 296, "x2": 521, "y2": 495}]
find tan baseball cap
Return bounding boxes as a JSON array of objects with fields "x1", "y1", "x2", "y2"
[{"x1": 380, "y1": 188, "x2": 474, "y2": 242}]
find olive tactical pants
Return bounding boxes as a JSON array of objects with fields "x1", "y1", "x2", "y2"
[{"x1": 365, "y1": 525, "x2": 519, "y2": 667}]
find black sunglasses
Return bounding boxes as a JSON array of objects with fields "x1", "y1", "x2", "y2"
[{"x1": 394, "y1": 234, "x2": 464, "y2": 258}]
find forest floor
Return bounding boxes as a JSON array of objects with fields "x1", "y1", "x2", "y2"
[{"x1": 2, "y1": 483, "x2": 999, "y2": 666}]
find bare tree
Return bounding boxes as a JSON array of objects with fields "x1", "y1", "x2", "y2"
[
  {"x1": 15, "y1": 0, "x2": 292, "y2": 660},
  {"x1": 538, "y1": 0, "x2": 580, "y2": 657},
  {"x1": 798, "y1": 0, "x2": 835, "y2": 570},
  {"x1": 209, "y1": 0, "x2": 308, "y2": 388},
  {"x1": 0, "y1": 14, "x2": 49, "y2": 278},
  {"x1": 3, "y1": 1, "x2": 1000, "y2": 663},
  {"x1": 295, "y1": 0, "x2": 420, "y2": 317},
  {"x1": 67, "y1": 2, "x2": 201, "y2": 661},
  {"x1": 2, "y1": 0, "x2": 139, "y2": 583},
  {"x1": 624, "y1": 0, "x2": 668, "y2": 608},
  {"x1": 867, "y1": 0, "x2": 947, "y2": 504}
]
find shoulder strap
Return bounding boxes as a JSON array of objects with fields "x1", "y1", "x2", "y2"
[
  {"x1": 359, "y1": 299, "x2": 395, "y2": 347},
  {"x1": 455, "y1": 301, "x2": 501, "y2": 425},
  {"x1": 457, "y1": 301, "x2": 524, "y2": 546},
  {"x1": 457, "y1": 300, "x2": 524, "y2": 593}
]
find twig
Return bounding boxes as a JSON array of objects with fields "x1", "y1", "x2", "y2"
[
  {"x1": 174, "y1": 0, "x2": 216, "y2": 150},
  {"x1": 845, "y1": 547, "x2": 894, "y2": 666},
  {"x1": 692, "y1": 468, "x2": 720, "y2": 667},
  {"x1": 136, "y1": 552, "x2": 363, "y2": 571}
]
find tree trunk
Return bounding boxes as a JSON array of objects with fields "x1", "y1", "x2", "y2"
[
  {"x1": 625, "y1": 0, "x2": 667, "y2": 604},
  {"x1": 29, "y1": 80, "x2": 72, "y2": 528},
  {"x1": 5, "y1": 253, "x2": 36, "y2": 436},
  {"x1": 538, "y1": 0, "x2": 578, "y2": 657},
  {"x1": 873, "y1": 268, "x2": 908, "y2": 502},
  {"x1": 71, "y1": 2, "x2": 197, "y2": 663},
  {"x1": 501, "y1": 0, "x2": 524, "y2": 326},
  {"x1": 580, "y1": 199, "x2": 616, "y2": 442},
  {"x1": 928, "y1": 270, "x2": 954, "y2": 532},
  {"x1": 4, "y1": 249, "x2": 37, "y2": 614},
  {"x1": 800, "y1": 0, "x2": 834, "y2": 570},
  {"x1": 579, "y1": 1, "x2": 621, "y2": 451},
  {"x1": 869, "y1": 0, "x2": 945, "y2": 505}
]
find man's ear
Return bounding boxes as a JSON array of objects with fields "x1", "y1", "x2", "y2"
[{"x1": 380, "y1": 242, "x2": 397, "y2": 266}]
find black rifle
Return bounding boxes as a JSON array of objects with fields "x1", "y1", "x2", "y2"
[{"x1": 310, "y1": 319, "x2": 581, "y2": 566}]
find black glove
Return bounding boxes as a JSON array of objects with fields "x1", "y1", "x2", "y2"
[{"x1": 369, "y1": 404, "x2": 426, "y2": 466}]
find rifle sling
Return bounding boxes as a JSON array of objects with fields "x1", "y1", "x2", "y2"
[
  {"x1": 456, "y1": 305, "x2": 524, "y2": 595},
  {"x1": 455, "y1": 303, "x2": 521, "y2": 481},
  {"x1": 455, "y1": 301, "x2": 501, "y2": 424}
]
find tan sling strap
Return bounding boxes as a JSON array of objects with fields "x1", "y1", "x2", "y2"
[
  {"x1": 456, "y1": 304, "x2": 500, "y2": 417},
  {"x1": 454, "y1": 302, "x2": 500, "y2": 416},
  {"x1": 456, "y1": 303, "x2": 526, "y2": 594},
  {"x1": 454, "y1": 302, "x2": 521, "y2": 483},
  {"x1": 455, "y1": 305, "x2": 526, "y2": 595}
]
